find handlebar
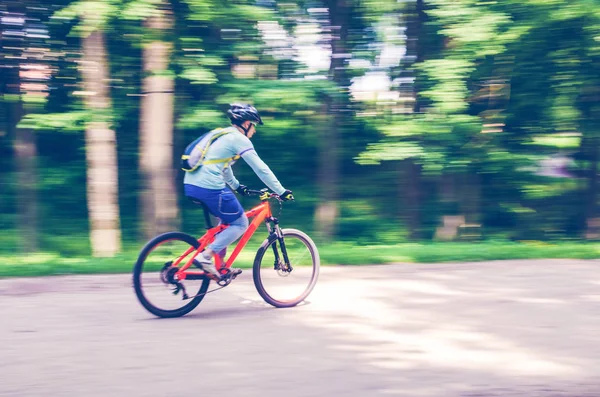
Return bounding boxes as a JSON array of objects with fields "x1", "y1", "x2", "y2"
[
  {"x1": 245, "y1": 188, "x2": 293, "y2": 202},
  {"x1": 246, "y1": 188, "x2": 279, "y2": 200}
]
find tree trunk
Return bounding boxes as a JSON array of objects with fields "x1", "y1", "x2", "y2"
[
  {"x1": 584, "y1": 135, "x2": 599, "y2": 238},
  {"x1": 2, "y1": 13, "x2": 39, "y2": 252},
  {"x1": 403, "y1": 160, "x2": 422, "y2": 239},
  {"x1": 13, "y1": 103, "x2": 39, "y2": 252},
  {"x1": 397, "y1": 0, "x2": 425, "y2": 239},
  {"x1": 139, "y1": 3, "x2": 179, "y2": 240},
  {"x1": 458, "y1": 171, "x2": 481, "y2": 225},
  {"x1": 315, "y1": 0, "x2": 351, "y2": 241},
  {"x1": 81, "y1": 26, "x2": 121, "y2": 257},
  {"x1": 316, "y1": 100, "x2": 339, "y2": 240}
]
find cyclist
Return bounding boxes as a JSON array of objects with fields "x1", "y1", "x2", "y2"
[{"x1": 184, "y1": 103, "x2": 294, "y2": 280}]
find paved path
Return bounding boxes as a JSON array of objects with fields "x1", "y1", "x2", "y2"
[{"x1": 1, "y1": 260, "x2": 600, "y2": 396}]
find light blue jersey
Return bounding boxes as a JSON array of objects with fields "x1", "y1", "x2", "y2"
[{"x1": 183, "y1": 126, "x2": 286, "y2": 195}]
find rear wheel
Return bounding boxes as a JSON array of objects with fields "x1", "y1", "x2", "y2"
[
  {"x1": 253, "y1": 228, "x2": 319, "y2": 308},
  {"x1": 133, "y1": 232, "x2": 210, "y2": 318}
]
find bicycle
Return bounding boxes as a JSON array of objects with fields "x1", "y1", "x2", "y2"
[{"x1": 133, "y1": 188, "x2": 320, "y2": 318}]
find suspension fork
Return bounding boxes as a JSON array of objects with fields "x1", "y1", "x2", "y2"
[
  {"x1": 267, "y1": 219, "x2": 292, "y2": 271},
  {"x1": 266, "y1": 219, "x2": 281, "y2": 270},
  {"x1": 278, "y1": 231, "x2": 292, "y2": 271}
]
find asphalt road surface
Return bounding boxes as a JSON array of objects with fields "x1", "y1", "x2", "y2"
[{"x1": 1, "y1": 260, "x2": 600, "y2": 397}]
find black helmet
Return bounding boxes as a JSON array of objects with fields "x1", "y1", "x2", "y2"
[{"x1": 227, "y1": 103, "x2": 264, "y2": 126}]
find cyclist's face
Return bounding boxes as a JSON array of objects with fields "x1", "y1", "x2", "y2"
[{"x1": 247, "y1": 122, "x2": 257, "y2": 138}]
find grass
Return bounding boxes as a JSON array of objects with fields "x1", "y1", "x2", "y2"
[
  {"x1": 1, "y1": 240, "x2": 600, "y2": 278},
  {"x1": 320, "y1": 241, "x2": 600, "y2": 265}
]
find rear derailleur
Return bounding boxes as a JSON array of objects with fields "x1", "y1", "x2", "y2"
[{"x1": 160, "y1": 262, "x2": 190, "y2": 300}]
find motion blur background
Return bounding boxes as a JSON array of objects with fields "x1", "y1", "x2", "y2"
[{"x1": 1, "y1": 0, "x2": 599, "y2": 258}]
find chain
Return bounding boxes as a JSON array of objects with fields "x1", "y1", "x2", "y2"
[
  {"x1": 183, "y1": 283, "x2": 227, "y2": 300},
  {"x1": 181, "y1": 269, "x2": 238, "y2": 299}
]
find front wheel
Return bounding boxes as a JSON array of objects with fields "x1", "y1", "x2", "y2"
[{"x1": 253, "y1": 228, "x2": 320, "y2": 308}]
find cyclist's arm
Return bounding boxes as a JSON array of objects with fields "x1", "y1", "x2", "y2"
[
  {"x1": 222, "y1": 165, "x2": 240, "y2": 191},
  {"x1": 240, "y1": 149, "x2": 286, "y2": 195}
]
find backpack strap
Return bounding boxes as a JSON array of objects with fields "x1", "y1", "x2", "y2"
[
  {"x1": 200, "y1": 128, "x2": 241, "y2": 167},
  {"x1": 181, "y1": 128, "x2": 230, "y2": 172},
  {"x1": 222, "y1": 154, "x2": 241, "y2": 169},
  {"x1": 203, "y1": 154, "x2": 240, "y2": 166}
]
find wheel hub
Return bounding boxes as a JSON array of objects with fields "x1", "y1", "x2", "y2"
[
  {"x1": 160, "y1": 262, "x2": 179, "y2": 285},
  {"x1": 275, "y1": 260, "x2": 292, "y2": 277}
]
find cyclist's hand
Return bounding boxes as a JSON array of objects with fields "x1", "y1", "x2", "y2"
[
  {"x1": 236, "y1": 184, "x2": 250, "y2": 196},
  {"x1": 280, "y1": 189, "x2": 294, "y2": 201}
]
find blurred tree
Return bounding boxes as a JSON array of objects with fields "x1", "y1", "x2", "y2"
[
  {"x1": 1, "y1": 3, "x2": 41, "y2": 252},
  {"x1": 541, "y1": 2, "x2": 600, "y2": 237},
  {"x1": 313, "y1": 0, "x2": 350, "y2": 241},
  {"x1": 396, "y1": 0, "x2": 426, "y2": 239},
  {"x1": 53, "y1": 0, "x2": 122, "y2": 256},
  {"x1": 137, "y1": 1, "x2": 179, "y2": 239},
  {"x1": 80, "y1": 10, "x2": 122, "y2": 256}
]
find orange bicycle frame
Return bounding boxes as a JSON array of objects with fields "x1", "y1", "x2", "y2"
[{"x1": 172, "y1": 199, "x2": 273, "y2": 280}]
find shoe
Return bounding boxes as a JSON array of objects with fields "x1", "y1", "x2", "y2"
[{"x1": 195, "y1": 255, "x2": 221, "y2": 280}]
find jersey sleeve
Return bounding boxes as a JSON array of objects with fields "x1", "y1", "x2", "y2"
[{"x1": 240, "y1": 150, "x2": 286, "y2": 195}]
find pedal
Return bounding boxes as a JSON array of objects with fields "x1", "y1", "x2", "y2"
[
  {"x1": 216, "y1": 276, "x2": 232, "y2": 287},
  {"x1": 215, "y1": 268, "x2": 242, "y2": 286},
  {"x1": 230, "y1": 269, "x2": 243, "y2": 279}
]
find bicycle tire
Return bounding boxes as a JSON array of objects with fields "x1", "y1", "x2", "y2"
[
  {"x1": 253, "y1": 228, "x2": 320, "y2": 308},
  {"x1": 133, "y1": 231, "x2": 210, "y2": 318}
]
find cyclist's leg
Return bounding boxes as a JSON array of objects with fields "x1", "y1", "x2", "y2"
[
  {"x1": 208, "y1": 212, "x2": 249, "y2": 254},
  {"x1": 184, "y1": 185, "x2": 248, "y2": 274},
  {"x1": 184, "y1": 184, "x2": 228, "y2": 277},
  {"x1": 207, "y1": 190, "x2": 248, "y2": 273},
  {"x1": 210, "y1": 213, "x2": 248, "y2": 277}
]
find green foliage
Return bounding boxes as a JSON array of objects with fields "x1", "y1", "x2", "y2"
[
  {"x1": 358, "y1": 141, "x2": 425, "y2": 165},
  {"x1": 122, "y1": 0, "x2": 162, "y2": 20},
  {"x1": 3, "y1": 0, "x2": 600, "y2": 261},
  {"x1": 356, "y1": 0, "x2": 600, "y2": 242},
  {"x1": 179, "y1": 68, "x2": 218, "y2": 84},
  {"x1": 54, "y1": 0, "x2": 121, "y2": 35},
  {"x1": 176, "y1": 108, "x2": 225, "y2": 130},
  {"x1": 419, "y1": 59, "x2": 474, "y2": 113},
  {"x1": 528, "y1": 134, "x2": 581, "y2": 149},
  {"x1": 18, "y1": 111, "x2": 90, "y2": 132}
]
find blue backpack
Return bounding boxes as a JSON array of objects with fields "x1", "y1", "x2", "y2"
[{"x1": 181, "y1": 128, "x2": 240, "y2": 172}]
